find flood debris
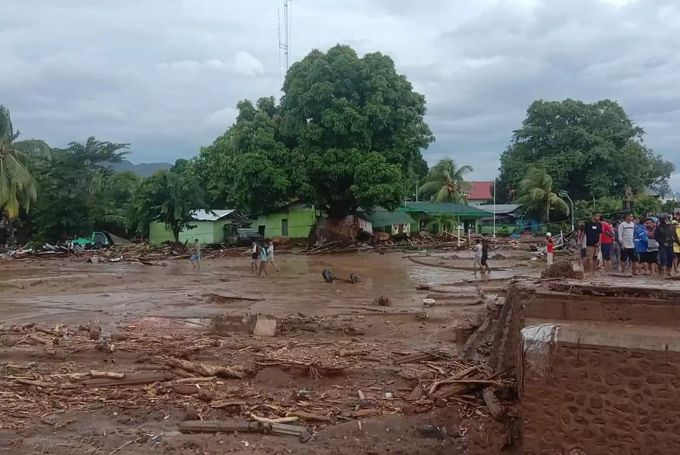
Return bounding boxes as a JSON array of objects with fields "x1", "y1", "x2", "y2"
[{"x1": 178, "y1": 419, "x2": 312, "y2": 442}]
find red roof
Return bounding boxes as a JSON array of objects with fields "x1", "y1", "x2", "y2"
[{"x1": 466, "y1": 181, "x2": 494, "y2": 201}]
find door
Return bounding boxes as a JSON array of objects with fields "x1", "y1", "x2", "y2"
[{"x1": 281, "y1": 219, "x2": 289, "y2": 237}]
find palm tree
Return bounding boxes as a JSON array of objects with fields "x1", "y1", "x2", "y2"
[
  {"x1": 0, "y1": 105, "x2": 50, "y2": 245},
  {"x1": 419, "y1": 158, "x2": 473, "y2": 203},
  {"x1": 516, "y1": 167, "x2": 569, "y2": 222}
]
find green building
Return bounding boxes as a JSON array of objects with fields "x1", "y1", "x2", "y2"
[
  {"x1": 400, "y1": 202, "x2": 491, "y2": 234},
  {"x1": 149, "y1": 210, "x2": 246, "y2": 245},
  {"x1": 253, "y1": 203, "x2": 318, "y2": 239}
]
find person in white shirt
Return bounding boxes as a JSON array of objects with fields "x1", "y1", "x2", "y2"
[
  {"x1": 473, "y1": 239, "x2": 483, "y2": 275},
  {"x1": 267, "y1": 241, "x2": 279, "y2": 272},
  {"x1": 617, "y1": 213, "x2": 636, "y2": 273}
]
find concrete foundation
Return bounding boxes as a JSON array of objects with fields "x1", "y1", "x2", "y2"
[{"x1": 500, "y1": 280, "x2": 680, "y2": 454}]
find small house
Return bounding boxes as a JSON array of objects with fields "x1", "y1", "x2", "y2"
[
  {"x1": 400, "y1": 202, "x2": 491, "y2": 234},
  {"x1": 477, "y1": 203, "x2": 522, "y2": 235},
  {"x1": 253, "y1": 203, "x2": 318, "y2": 239},
  {"x1": 149, "y1": 209, "x2": 248, "y2": 245},
  {"x1": 365, "y1": 209, "x2": 415, "y2": 236},
  {"x1": 464, "y1": 181, "x2": 494, "y2": 206}
]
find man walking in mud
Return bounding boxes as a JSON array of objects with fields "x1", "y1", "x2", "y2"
[{"x1": 584, "y1": 213, "x2": 602, "y2": 275}]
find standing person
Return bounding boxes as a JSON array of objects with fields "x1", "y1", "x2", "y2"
[
  {"x1": 655, "y1": 216, "x2": 678, "y2": 276},
  {"x1": 250, "y1": 241, "x2": 259, "y2": 273},
  {"x1": 645, "y1": 219, "x2": 659, "y2": 275},
  {"x1": 545, "y1": 233, "x2": 554, "y2": 266},
  {"x1": 599, "y1": 217, "x2": 615, "y2": 272},
  {"x1": 633, "y1": 219, "x2": 648, "y2": 275},
  {"x1": 267, "y1": 241, "x2": 280, "y2": 272},
  {"x1": 611, "y1": 220, "x2": 621, "y2": 272},
  {"x1": 258, "y1": 241, "x2": 269, "y2": 276},
  {"x1": 480, "y1": 238, "x2": 491, "y2": 273},
  {"x1": 576, "y1": 222, "x2": 587, "y2": 269},
  {"x1": 673, "y1": 217, "x2": 680, "y2": 274},
  {"x1": 618, "y1": 213, "x2": 636, "y2": 274},
  {"x1": 584, "y1": 214, "x2": 603, "y2": 274},
  {"x1": 190, "y1": 238, "x2": 201, "y2": 270},
  {"x1": 473, "y1": 239, "x2": 483, "y2": 275}
]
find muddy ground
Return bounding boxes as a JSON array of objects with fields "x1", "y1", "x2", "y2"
[{"x1": 0, "y1": 250, "x2": 538, "y2": 454}]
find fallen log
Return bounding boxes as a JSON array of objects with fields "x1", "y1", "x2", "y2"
[
  {"x1": 178, "y1": 419, "x2": 312, "y2": 442},
  {"x1": 163, "y1": 357, "x2": 247, "y2": 379},
  {"x1": 482, "y1": 388, "x2": 504, "y2": 420},
  {"x1": 15, "y1": 378, "x2": 53, "y2": 388},
  {"x1": 210, "y1": 399, "x2": 246, "y2": 409},
  {"x1": 82, "y1": 371, "x2": 173, "y2": 387},
  {"x1": 89, "y1": 370, "x2": 125, "y2": 379},
  {"x1": 250, "y1": 413, "x2": 298, "y2": 424},
  {"x1": 292, "y1": 411, "x2": 331, "y2": 422},
  {"x1": 428, "y1": 366, "x2": 478, "y2": 395}
]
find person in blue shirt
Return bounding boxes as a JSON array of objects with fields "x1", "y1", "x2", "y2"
[{"x1": 633, "y1": 219, "x2": 648, "y2": 276}]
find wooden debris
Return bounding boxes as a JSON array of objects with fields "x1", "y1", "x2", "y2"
[
  {"x1": 15, "y1": 378, "x2": 54, "y2": 388},
  {"x1": 393, "y1": 352, "x2": 437, "y2": 365},
  {"x1": 250, "y1": 413, "x2": 298, "y2": 424},
  {"x1": 89, "y1": 371, "x2": 125, "y2": 379},
  {"x1": 210, "y1": 399, "x2": 246, "y2": 409},
  {"x1": 179, "y1": 419, "x2": 312, "y2": 442},
  {"x1": 27, "y1": 334, "x2": 52, "y2": 345},
  {"x1": 82, "y1": 371, "x2": 173, "y2": 387},
  {"x1": 482, "y1": 387, "x2": 504, "y2": 420},
  {"x1": 163, "y1": 357, "x2": 247, "y2": 379},
  {"x1": 293, "y1": 410, "x2": 331, "y2": 422}
]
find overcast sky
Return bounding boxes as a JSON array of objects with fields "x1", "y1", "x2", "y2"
[{"x1": 2, "y1": 0, "x2": 679, "y2": 186}]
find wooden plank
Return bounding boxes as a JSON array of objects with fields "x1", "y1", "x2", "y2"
[{"x1": 82, "y1": 371, "x2": 173, "y2": 386}]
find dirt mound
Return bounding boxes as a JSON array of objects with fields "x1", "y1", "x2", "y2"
[{"x1": 541, "y1": 261, "x2": 583, "y2": 279}]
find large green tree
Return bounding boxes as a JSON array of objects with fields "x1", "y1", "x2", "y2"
[
  {"x1": 279, "y1": 45, "x2": 434, "y2": 216},
  {"x1": 516, "y1": 167, "x2": 569, "y2": 222},
  {"x1": 0, "y1": 105, "x2": 50, "y2": 225},
  {"x1": 498, "y1": 99, "x2": 674, "y2": 202},
  {"x1": 31, "y1": 137, "x2": 128, "y2": 242},
  {"x1": 418, "y1": 158, "x2": 473, "y2": 203},
  {"x1": 129, "y1": 162, "x2": 205, "y2": 242}
]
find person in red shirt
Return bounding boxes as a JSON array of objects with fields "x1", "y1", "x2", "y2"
[
  {"x1": 546, "y1": 232, "x2": 555, "y2": 266},
  {"x1": 599, "y1": 216, "x2": 615, "y2": 272}
]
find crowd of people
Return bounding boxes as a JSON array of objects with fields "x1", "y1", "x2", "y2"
[{"x1": 575, "y1": 211, "x2": 680, "y2": 276}]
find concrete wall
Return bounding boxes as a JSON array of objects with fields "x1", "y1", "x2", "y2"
[
  {"x1": 522, "y1": 334, "x2": 680, "y2": 454},
  {"x1": 149, "y1": 221, "x2": 227, "y2": 245}
]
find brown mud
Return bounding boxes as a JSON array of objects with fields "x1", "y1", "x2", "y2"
[{"x1": 0, "y1": 251, "x2": 533, "y2": 454}]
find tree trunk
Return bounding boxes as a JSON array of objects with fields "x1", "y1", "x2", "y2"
[
  {"x1": 8, "y1": 219, "x2": 16, "y2": 248},
  {"x1": 172, "y1": 226, "x2": 180, "y2": 243}
]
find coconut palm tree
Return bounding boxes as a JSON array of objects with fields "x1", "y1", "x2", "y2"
[
  {"x1": 0, "y1": 105, "x2": 50, "y2": 245},
  {"x1": 418, "y1": 158, "x2": 473, "y2": 203},
  {"x1": 516, "y1": 167, "x2": 569, "y2": 222}
]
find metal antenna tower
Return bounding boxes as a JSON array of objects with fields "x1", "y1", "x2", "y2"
[{"x1": 278, "y1": 0, "x2": 292, "y2": 75}]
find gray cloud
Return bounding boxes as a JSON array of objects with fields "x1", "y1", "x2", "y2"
[{"x1": 2, "y1": 0, "x2": 679, "y2": 187}]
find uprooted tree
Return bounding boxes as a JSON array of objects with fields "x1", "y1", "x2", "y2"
[{"x1": 196, "y1": 44, "x2": 434, "y2": 217}]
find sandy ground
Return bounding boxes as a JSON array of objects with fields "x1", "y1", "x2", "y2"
[{"x1": 0, "y1": 250, "x2": 537, "y2": 454}]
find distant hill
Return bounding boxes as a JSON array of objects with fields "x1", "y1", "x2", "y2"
[{"x1": 109, "y1": 160, "x2": 172, "y2": 177}]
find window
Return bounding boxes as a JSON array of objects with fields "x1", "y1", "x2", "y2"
[{"x1": 281, "y1": 219, "x2": 288, "y2": 237}]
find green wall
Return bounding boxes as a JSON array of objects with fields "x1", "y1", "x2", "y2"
[
  {"x1": 255, "y1": 206, "x2": 317, "y2": 239},
  {"x1": 149, "y1": 221, "x2": 229, "y2": 245}
]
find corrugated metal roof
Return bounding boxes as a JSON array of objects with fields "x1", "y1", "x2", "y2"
[
  {"x1": 477, "y1": 204, "x2": 522, "y2": 214},
  {"x1": 401, "y1": 202, "x2": 491, "y2": 217},
  {"x1": 466, "y1": 181, "x2": 494, "y2": 200},
  {"x1": 366, "y1": 210, "x2": 414, "y2": 227},
  {"x1": 190, "y1": 209, "x2": 236, "y2": 221}
]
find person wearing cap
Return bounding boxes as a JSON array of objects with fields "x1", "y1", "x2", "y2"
[{"x1": 545, "y1": 232, "x2": 554, "y2": 266}]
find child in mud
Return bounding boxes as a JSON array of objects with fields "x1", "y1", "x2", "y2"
[
  {"x1": 250, "y1": 241, "x2": 259, "y2": 273},
  {"x1": 481, "y1": 238, "x2": 491, "y2": 273},
  {"x1": 267, "y1": 241, "x2": 279, "y2": 272},
  {"x1": 473, "y1": 239, "x2": 483, "y2": 274},
  {"x1": 190, "y1": 239, "x2": 201, "y2": 270},
  {"x1": 545, "y1": 233, "x2": 554, "y2": 266},
  {"x1": 258, "y1": 241, "x2": 269, "y2": 276}
]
